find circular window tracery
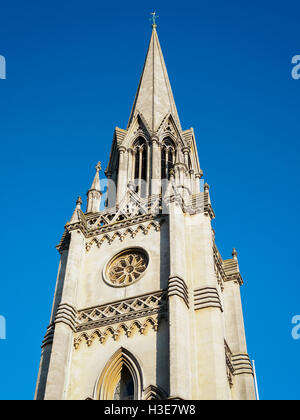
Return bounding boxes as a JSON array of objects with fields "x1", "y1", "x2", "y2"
[{"x1": 105, "y1": 249, "x2": 148, "y2": 287}]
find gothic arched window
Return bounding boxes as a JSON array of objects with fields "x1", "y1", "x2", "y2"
[
  {"x1": 96, "y1": 347, "x2": 143, "y2": 400},
  {"x1": 161, "y1": 137, "x2": 175, "y2": 179},
  {"x1": 113, "y1": 365, "x2": 134, "y2": 400},
  {"x1": 133, "y1": 137, "x2": 147, "y2": 196}
]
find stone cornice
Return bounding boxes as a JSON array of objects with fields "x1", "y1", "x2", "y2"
[
  {"x1": 85, "y1": 214, "x2": 162, "y2": 239},
  {"x1": 114, "y1": 127, "x2": 127, "y2": 147},
  {"x1": 57, "y1": 189, "x2": 216, "y2": 254},
  {"x1": 76, "y1": 290, "x2": 168, "y2": 333},
  {"x1": 74, "y1": 313, "x2": 167, "y2": 349},
  {"x1": 56, "y1": 201, "x2": 165, "y2": 253},
  {"x1": 225, "y1": 272, "x2": 243, "y2": 285},
  {"x1": 73, "y1": 291, "x2": 168, "y2": 349},
  {"x1": 213, "y1": 242, "x2": 244, "y2": 286},
  {"x1": 56, "y1": 231, "x2": 71, "y2": 254},
  {"x1": 85, "y1": 220, "x2": 162, "y2": 252},
  {"x1": 189, "y1": 192, "x2": 215, "y2": 219}
]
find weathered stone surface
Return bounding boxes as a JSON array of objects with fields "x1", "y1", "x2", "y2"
[{"x1": 35, "y1": 25, "x2": 255, "y2": 401}]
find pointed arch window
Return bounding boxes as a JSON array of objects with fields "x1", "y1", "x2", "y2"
[
  {"x1": 113, "y1": 365, "x2": 134, "y2": 400},
  {"x1": 133, "y1": 137, "x2": 148, "y2": 196},
  {"x1": 96, "y1": 348, "x2": 143, "y2": 400},
  {"x1": 161, "y1": 137, "x2": 175, "y2": 179}
]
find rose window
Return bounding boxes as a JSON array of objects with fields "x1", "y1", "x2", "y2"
[{"x1": 106, "y1": 249, "x2": 148, "y2": 287}]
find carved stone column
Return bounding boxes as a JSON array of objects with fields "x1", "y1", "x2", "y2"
[
  {"x1": 127, "y1": 148, "x2": 134, "y2": 184},
  {"x1": 182, "y1": 147, "x2": 190, "y2": 167},
  {"x1": 105, "y1": 171, "x2": 117, "y2": 208},
  {"x1": 182, "y1": 147, "x2": 192, "y2": 192},
  {"x1": 194, "y1": 172, "x2": 202, "y2": 194},
  {"x1": 116, "y1": 146, "x2": 128, "y2": 204},
  {"x1": 146, "y1": 142, "x2": 151, "y2": 197},
  {"x1": 151, "y1": 137, "x2": 161, "y2": 196},
  {"x1": 189, "y1": 169, "x2": 195, "y2": 194}
]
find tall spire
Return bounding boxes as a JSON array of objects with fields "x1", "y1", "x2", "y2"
[{"x1": 127, "y1": 24, "x2": 182, "y2": 133}]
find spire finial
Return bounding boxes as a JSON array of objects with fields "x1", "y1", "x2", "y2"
[
  {"x1": 88, "y1": 162, "x2": 101, "y2": 192},
  {"x1": 76, "y1": 196, "x2": 82, "y2": 208},
  {"x1": 86, "y1": 163, "x2": 102, "y2": 213},
  {"x1": 150, "y1": 11, "x2": 159, "y2": 27},
  {"x1": 68, "y1": 196, "x2": 82, "y2": 223},
  {"x1": 232, "y1": 248, "x2": 238, "y2": 260},
  {"x1": 95, "y1": 161, "x2": 102, "y2": 173},
  {"x1": 204, "y1": 183, "x2": 210, "y2": 193}
]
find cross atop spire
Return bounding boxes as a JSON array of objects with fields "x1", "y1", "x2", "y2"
[{"x1": 150, "y1": 11, "x2": 159, "y2": 26}]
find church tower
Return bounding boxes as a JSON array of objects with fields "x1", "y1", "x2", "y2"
[{"x1": 35, "y1": 23, "x2": 256, "y2": 400}]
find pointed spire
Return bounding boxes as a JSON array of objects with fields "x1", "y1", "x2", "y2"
[
  {"x1": 86, "y1": 162, "x2": 102, "y2": 213},
  {"x1": 127, "y1": 25, "x2": 181, "y2": 133},
  {"x1": 231, "y1": 248, "x2": 240, "y2": 274},
  {"x1": 232, "y1": 248, "x2": 238, "y2": 260},
  {"x1": 204, "y1": 183, "x2": 210, "y2": 193},
  {"x1": 76, "y1": 196, "x2": 83, "y2": 208},
  {"x1": 69, "y1": 196, "x2": 82, "y2": 223},
  {"x1": 90, "y1": 161, "x2": 101, "y2": 192}
]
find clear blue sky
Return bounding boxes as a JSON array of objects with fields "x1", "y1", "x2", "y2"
[{"x1": 0, "y1": 0, "x2": 299, "y2": 400}]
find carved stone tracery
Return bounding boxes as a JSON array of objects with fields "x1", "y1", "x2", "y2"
[
  {"x1": 73, "y1": 290, "x2": 168, "y2": 349},
  {"x1": 106, "y1": 250, "x2": 148, "y2": 287}
]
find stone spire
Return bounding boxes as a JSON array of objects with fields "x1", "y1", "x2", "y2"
[
  {"x1": 127, "y1": 24, "x2": 182, "y2": 133},
  {"x1": 232, "y1": 248, "x2": 238, "y2": 260},
  {"x1": 86, "y1": 162, "x2": 102, "y2": 213},
  {"x1": 69, "y1": 196, "x2": 82, "y2": 223}
]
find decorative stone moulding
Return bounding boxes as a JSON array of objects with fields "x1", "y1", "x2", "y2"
[
  {"x1": 73, "y1": 315, "x2": 164, "y2": 349},
  {"x1": 168, "y1": 276, "x2": 189, "y2": 308},
  {"x1": 76, "y1": 290, "x2": 168, "y2": 333},
  {"x1": 85, "y1": 220, "x2": 161, "y2": 252},
  {"x1": 193, "y1": 287, "x2": 223, "y2": 312},
  {"x1": 231, "y1": 353, "x2": 253, "y2": 376},
  {"x1": 103, "y1": 248, "x2": 149, "y2": 287}
]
